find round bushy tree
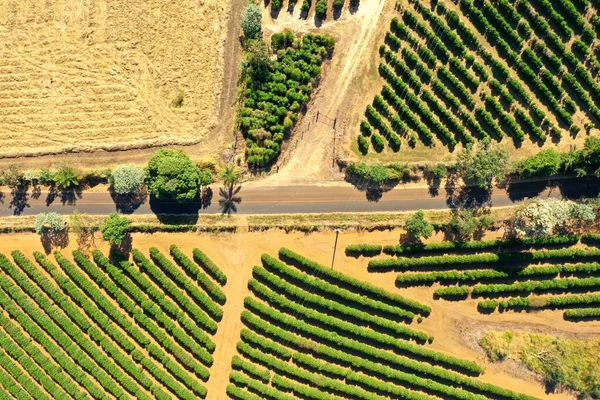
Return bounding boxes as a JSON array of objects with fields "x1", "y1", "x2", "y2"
[
  {"x1": 100, "y1": 212, "x2": 129, "y2": 246},
  {"x1": 511, "y1": 198, "x2": 572, "y2": 237},
  {"x1": 146, "y1": 149, "x2": 201, "y2": 202},
  {"x1": 34, "y1": 212, "x2": 65, "y2": 235},
  {"x1": 110, "y1": 164, "x2": 146, "y2": 195},
  {"x1": 404, "y1": 210, "x2": 433, "y2": 242},
  {"x1": 241, "y1": 4, "x2": 262, "y2": 40},
  {"x1": 457, "y1": 138, "x2": 509, "y2": 190}
]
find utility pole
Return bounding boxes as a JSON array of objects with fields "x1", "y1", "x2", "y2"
[{"x1": 331, "y1": 229, "x2": 342, "y2": 269}]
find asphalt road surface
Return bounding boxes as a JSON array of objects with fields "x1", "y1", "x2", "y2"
[{"x1": 0, "y1": 181, "x2": 579, "y2": 216}]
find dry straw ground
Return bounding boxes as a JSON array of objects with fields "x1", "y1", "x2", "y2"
[{"x1": 0, "y1": 0, "x2": 231, "y2": 158}]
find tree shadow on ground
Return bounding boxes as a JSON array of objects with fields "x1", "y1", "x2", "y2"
[
  {"x1": 45, "y1": 185, "x2": 83, "y2": 206},
  {"x1": 149, "y1": 195, "x2": 201, "y2": 225},
  {"x1": 41, "y1": 230, "x2": 70, "y2": 254},
  {"x1": 110, "y1": 187, "x2": 148, "y2": 214},
  {"x1": 9, "y1": 185, "x2": 30, "y2": 216},
  {"x1": 108, "y1": 234, "x2": 133, "y2": 264},
  {"x1": 219, "y1": 185, "x2": 242, "y2": 215}
]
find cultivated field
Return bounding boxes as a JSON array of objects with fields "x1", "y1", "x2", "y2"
[
  {"x1": 0, "y1": 0, "x2": 231, "y2": 158},
  {"x1": 351, "y1": 0, "x2": 600, "y2": 163},
  {"x1": 0, "y1": 230, "x2": 596, "y2": 400}
]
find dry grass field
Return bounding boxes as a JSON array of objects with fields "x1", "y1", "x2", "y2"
[{"x1": 0, "y1": 0, "x2": 231, "y2": 158}]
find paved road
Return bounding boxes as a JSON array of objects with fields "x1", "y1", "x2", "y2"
[{"x1": 0, "y1": 180, "x2": 581, "y2": 216}]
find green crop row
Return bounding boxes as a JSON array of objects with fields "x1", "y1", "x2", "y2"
[
  {"x1": 132, "y1": 249, "x2": 222, "y2": 323},
  {"x1": 0, "y1": 254, "x2": 124, "y2": 398},
  {"x1": 0, "y1": 318, "x2": 75, "y2": 399},
  {"x1": 248, "y1": 280, "x2": 430, "y2": 347},
  {"x1": 279, "y1": 248, "x2": 431, "y2": 314},
  {"x1": 396, "y1": 262, "x2": 600, "y2": 286},
  {"x1": 563, "y1": 308, "x2": 600, "y2": 319},
  {"x1": 230, "y1": 370, "x2": 293, "y2": 400},
  {"x1": 0, "y1": 345, "x2": 46, "y2": 400},
  {"x1": 472, "y1": 277, "x2": 600, "y2": 297},
  {"x1": 253, "y1": 266, "x2": 426, "y2": 340},
  {"x1": 272, "y1": 374, "x2": 338, "y2": 400},
  {"x1": 64, "y1": 251, "x2": 201, "y2": 399},
  {"x1": 262, "y1": 254, "x2": 415, "y2": 320},
  {"x1": 480, "y1": 293, "x2": 600, "y2": 313},
  {"x1": 238, "y1": 339, "x2": 431, "y2": 400},
  {"x1": 34, "y1": 252, "x2": 177, "y2": 399},
  {"x1": 345, "y1": 244, "x2": 383, "y2": 257},
  {"x1": 192, "y1": 248, "x2": 228, "y2": 286},
  {"x1": 438, "y1": 66, "x2": 476, "y2": 109},
  {"x1": 71, "y1": 250, "x2": 211, "y2": 389},
  {"x1": 485, "y1": 95, "x2": 526, "y2": 142},
  {"x1": 106, "y1": 251, "x2": 217, "y2": 348},
  {"x1": 381, "y1": 235, "x2": 580, "y2": 257},
  {"x1": 244, "y1": 295, "x2": 483, "y2": 374},
  {"x1": 242, "y1": 309, "x2": 535, "y2": 399},
  {"x1": 449, "y1": 57, "x2": 479, "y2": 90},
  {"x1": 413, "y1": 0, "x2": 465, "y2": 55},
  {"x1": 241, "y1": 328, "x2": 292, "y2": 361},
  {"x1": 11, "y1": 251, "x2": 158, "y2": 399},
  {"x1": 94, "y1": 250, "x2": 214, "y2": 369},
  {"x1": 170, "y1": 245, "x2": 226, "y2": 304},
  {"x1": 369, "y1": 247, "x2": 600, "y2": 271},
  {"x1": 422, "y1": 88, "x2": 472, "y2": 144},
  {"x1": 232, "y1": 355, "x2": 270, "y2": 383},
  {"x1": 149, "y1": 247, "x2": 222, "y2": 321},
  {"x1": 226, "y1": 383, "x2": 262, "y2": 400},
  {"x1": 403, "y1": 9, "x2": 450, "y2": 62},
  {"x1": 434, "y1": 286, "x2": 471, "y2": 299}
]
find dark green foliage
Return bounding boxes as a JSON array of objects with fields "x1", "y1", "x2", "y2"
[
  {"x1": 514, "y1": 149, "x2": 562, "y2": 178},
  {"x1": 405, "y1": 210, "x2": 434, "y2": 241},
  {"x1": 345, "y1": 244, "x2": 383, "y2": 257},
  {"x1": 193, "y1": 248, "x2": 228, "y2": 286},
  {"x1": 242, "y1": 33, "x2": 334, "y2": 166},
  {"x1": 315, "y1": 0, "x2": 327, "y2": 19},
  {"x1": 434, "y1": 286, "x2": 471, "y2": 299},
  {"x1": 563, "y1": 308, "x2": 600, "y2": 320},
  {"x1": 146, "y1": 149, "x2": 202, "y2": 202}
]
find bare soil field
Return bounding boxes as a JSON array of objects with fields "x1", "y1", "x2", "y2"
[
  {"x1": 0, "y1": 0, "x2": 234, "y2": 159},
  {"x1": 1, "y1": 229, "x2": 597, "y2": 399}
]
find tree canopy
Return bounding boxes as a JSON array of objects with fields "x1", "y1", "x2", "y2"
[
  {"x1": 241, "y1": 5, "x2": 262, "y2": 40},
  {"x1": 110, "y1": 164, "x2": 146, "y2": 195},
  {"x1": 34, "y1": 212, "x2": 65, "y2": 235},
  {"x1": 146, "y1": 149, "x2": 201, "y2": 203},
  {"x1": 404, "y1": 210, "x2": 433, "y2": 242},
  {"x1": 456, "y1": 138, "x2": 509, "y2": 190},
  {"x1": 100, "y1": 212, "x2": 129, "y2": 246}
]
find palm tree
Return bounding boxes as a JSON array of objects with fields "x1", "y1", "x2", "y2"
[
  {"x1": 219, "y1": 163, "x2": 242, "y2": 190},
  {"x1": 53, "y1": 165, "x2": 79, "y2": 189},
  {"x1": 219, "y1": 163, "x2": 242, "y2": 215}
]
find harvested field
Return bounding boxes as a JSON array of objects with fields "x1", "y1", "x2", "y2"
[{"x1": 0, "y1": 0, "x2": 232, "y2": 158}]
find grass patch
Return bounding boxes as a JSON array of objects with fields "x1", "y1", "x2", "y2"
[{"x1": 480, "y1": 331, "x2": 600, "y2": 398}]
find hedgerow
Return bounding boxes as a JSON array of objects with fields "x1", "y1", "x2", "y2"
[
  {"x1": 434, "y1": 286, "x2": 471, "y2": 300},
  {"x1": 279, "y1": 248, "x2": 431, "y2": 314},
  {"x1": 232, "y1": 355, "x2": 271, "y2": 383},
  {"x1": 245, "y1": 297, "x2": 478, "y2": 374},
  {"x1": 381, "y1": 235, "x2": 579, "y2": 257},
  {"x1": 56, "y1": 251, "x2": 201, "y2": 399},
  {"x1": 149, "y1": 247, "x2": 223, "y2": 320},
  {"x1": 369, "y1": 247, "x2": 600, "y2": 271},
  {"x1": 253, "y1": 266, "x2": 422, "y2": 338},
  {"x1": 33, "y1": 252, "x2": 176, "y2": 399},
  {"x1": 262, "y1": 254, "x2": 415, "y2": 320},
  {"x1": 563, "y1": 308, "x2": 600, "y2": 320},
  {"x1": 472, "y1": 277, "x2": 600, "y2": 297},
  {"x1": 345, "y1": 244, "x2": 383, "y2": 257},
  {"x1": 193, "y1": 248, "x2": 228, "y2": 285},
  {"x1": 170, "y1": 245, "x2": 226, "y2": 304},
  {"x1": 242, "y1": 308, "x2": 537, "y2": 399}
]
